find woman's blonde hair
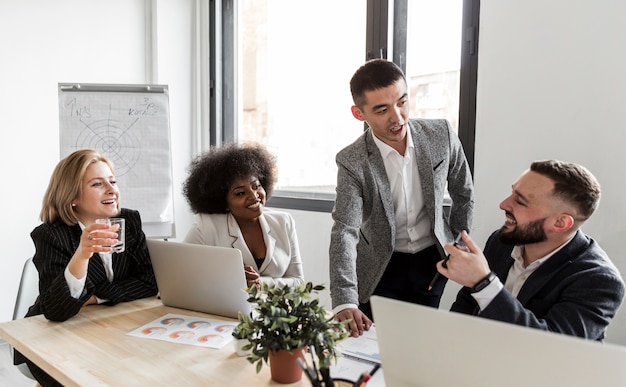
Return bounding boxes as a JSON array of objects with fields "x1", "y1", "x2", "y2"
[{"x1": 40, "y1": 149, "x2": 117, "y2": 225}]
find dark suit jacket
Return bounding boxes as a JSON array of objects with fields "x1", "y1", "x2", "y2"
[
  {"x1": 451, "y1": 229, "x2": 625, "y2": 341},
  {"x1": 25, "y1": 208, "x2": 158, "y2": 322}
]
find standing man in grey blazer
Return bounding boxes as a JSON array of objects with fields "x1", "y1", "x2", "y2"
[{"x1": 329, "y1": 59, "x2": 474, "y2": 337}]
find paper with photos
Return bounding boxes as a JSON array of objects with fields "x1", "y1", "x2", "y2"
[
  {"x1": 336, "y1": 324, "x2": 381, "y2": 364},
  {"x1": 127, "y1": 313, "x2": 237, "y2": 349}
]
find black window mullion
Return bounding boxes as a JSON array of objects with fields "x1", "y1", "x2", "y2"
[
  {"x1": 366, "y1": 0, "x2": 389, "y2": 60},
  {"x1": 222, "y1": 0, "x2": 236, "y2": 144},
  {"x1": 214, "y1": 0, "x2": 478, "y2": 212},
  {"x1": 392, "y1": 0, "x2": 408, "y2": 73},
  {"x1": 458, "y1": 0, "x2": 480, "y2": 175}
]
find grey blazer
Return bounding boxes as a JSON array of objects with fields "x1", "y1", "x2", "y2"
[{"x1": 329, "y1": 118, "x2": 474, "y2": 307}]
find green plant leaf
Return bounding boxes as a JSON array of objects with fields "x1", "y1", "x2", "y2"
[{"x1": 233, "y1": 282, "x2": 348, "y2": 372}]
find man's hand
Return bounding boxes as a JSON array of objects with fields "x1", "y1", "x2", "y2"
[
  {"x1": 438, "y1": 230, "x2": 491, "y2": 288},
  {"x1": 334, "y1": 308, "x2": 373, "y2": 338}
]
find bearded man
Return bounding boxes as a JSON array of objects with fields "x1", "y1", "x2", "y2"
[{"x1": 441, "y1": 160, "x2": 625, "y2": 341}]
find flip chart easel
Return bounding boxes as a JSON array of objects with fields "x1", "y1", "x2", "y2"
[{"x1": 58, "y1": 83, "x2": 175, "y2": 239}]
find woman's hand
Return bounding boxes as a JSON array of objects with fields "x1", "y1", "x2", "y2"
[
  {"x1": 75, "y1": 223, "x2": 120, "y2": 260},
  {"x1": 68, "y1": 222, "x2": 120, "y2": 281},
  {"x1": 244, "y1": 265, "x2": 261, "y2": 288},
  {"x1": 83, "y1": 295, "x2": 98, "y2": 306}
]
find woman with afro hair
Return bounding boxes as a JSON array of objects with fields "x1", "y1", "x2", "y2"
[{"x1": 183, "y1": 143, "x2": 304, "y2": 288}]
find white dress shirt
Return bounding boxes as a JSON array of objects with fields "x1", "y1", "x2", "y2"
[
  {"x1": 371, "y1": 128, "x2": 435, "y2": 253},
  {"x1": 333, "y1": 129, "x2": 436, "y2": 315},
  {"x1": 471, "y1": 236, "x2": 574, "y2": 311}
]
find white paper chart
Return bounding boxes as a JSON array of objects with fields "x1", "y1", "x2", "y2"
[
  {"x1": 58, "y1": 83, "x2": 175, "y2": 238},
  {"x1": 127, "y1": 313, "x2": 237, "y2": 349}
]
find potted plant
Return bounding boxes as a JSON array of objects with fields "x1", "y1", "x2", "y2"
[{"x1": 232, "y1": 282, "x2": 349, "y2": 383}]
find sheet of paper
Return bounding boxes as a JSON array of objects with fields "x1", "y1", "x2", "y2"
[
  {"x1": 336, "y1": 325, "x2": 381, "y2": 364},
  {"x1": 126, "y1": 313, "x2": 237, "y2": 349},
  {"x1": 331, "y1": 325, "x2": 385, "y2": 385}
]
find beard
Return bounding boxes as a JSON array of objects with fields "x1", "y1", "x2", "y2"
[{"x1": 499, "y1": 217, "x2": 547, "y2": 245}]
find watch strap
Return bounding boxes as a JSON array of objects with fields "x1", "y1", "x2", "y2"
[{"x1": 470, "y1": 271, "x2": 497, "y2": 293}]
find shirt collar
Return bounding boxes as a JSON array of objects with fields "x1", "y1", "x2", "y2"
[
  {"x1": 511, "y1": 234, "x2": 576, "y2": 269},
  {"x1": 371, "y1": 124, "x2": 414, "y2": 159}
]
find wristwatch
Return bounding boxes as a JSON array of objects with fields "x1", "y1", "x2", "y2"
[{"x1": 470, "y1": 271, "x2": 497, "y2": 293}]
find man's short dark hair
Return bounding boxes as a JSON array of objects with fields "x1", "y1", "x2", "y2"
[
  {"x1": 531, "y1": 160, "x2": 601, "y2": 221},
  {"x1": 350, "y1": 59, "x2": 406, "y2": 109}
]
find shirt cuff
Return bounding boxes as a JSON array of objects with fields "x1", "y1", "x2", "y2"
[
  {"x1": 64, "y1": 266, "x2": 86, "y2": 299},
  {"x1": 333, "y1": 303, "x2": 359, "y2": 315},
  {"x1": 471, "y1": 277, "x2": 504, "y2": 311}
]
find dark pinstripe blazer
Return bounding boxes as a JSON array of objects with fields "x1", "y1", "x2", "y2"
[
  {"x1": 25, "y1": 208, "x2": 158, "y2": 322},
  {"x1": 451, "y1": 229, "x2": 625, "y2": 341}
]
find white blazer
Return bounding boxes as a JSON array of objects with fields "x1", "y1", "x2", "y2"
[{"x1": 184, "y1": 208, "x2": 305, "y2": 288}]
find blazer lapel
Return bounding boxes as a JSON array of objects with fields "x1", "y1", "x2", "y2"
[
  {"x1": 258, "y1": 215, "x2": 275, "y2": 272},
  {"x1": 227, "y1": 213, "x2": 247, "y2": 252},
  {"x1": 492, "y1": 254, "x2": 515, "y2": 284},
  {"x1": 227, "y1": 213, "x2": 273, "y2": 270},
  {"x1": 516, "y1": 231, "x2": 586, "y2": 304},
  {"x1": 365, "y1": 130, "x2": 396, "y2": 230},
  {"x1": 409, "y1": 121, "x2": 436, "y2": 222},
  {"x1": 69, "y1": 223, "x2": 82, "y2": 253}
]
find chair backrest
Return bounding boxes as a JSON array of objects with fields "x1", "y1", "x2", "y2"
[
  {"x1": 10, "y1": 257, "x2": 39, "y2": 380},
  {"x1": 13, "y1": 257, "x2": 39, "y2": 320}
]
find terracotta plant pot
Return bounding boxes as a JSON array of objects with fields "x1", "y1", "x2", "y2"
[{"x1": 268, "y1": 347, "x2": 306, "y2": 384}]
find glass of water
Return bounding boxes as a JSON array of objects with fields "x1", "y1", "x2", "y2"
[{"x1": 95, "y1": 218, "x2": 125, "y2": 253}]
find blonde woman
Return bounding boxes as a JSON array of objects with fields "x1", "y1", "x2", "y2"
[{"x1": 17, "y1": 149, "x2": 157, "y2": 386}]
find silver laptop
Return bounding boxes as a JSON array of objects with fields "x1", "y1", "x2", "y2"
[
  {"x1": 147, "y1": 239, "x2": 251, "y2": 319},
  {"x1": 370, "y1": 295, "x2": 626, "y2": 387}
]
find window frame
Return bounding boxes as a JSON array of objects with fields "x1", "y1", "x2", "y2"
[{"x1": 211, "y1": 0, "x2": 479, "y2": 213}]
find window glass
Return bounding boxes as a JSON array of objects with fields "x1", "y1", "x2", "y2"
[
  {"x1": 239, "y1": 0, "x2": 366, "y2": 195},
  {"x1": 405, "y1": 0, "x2": 463, "y2": 132}
]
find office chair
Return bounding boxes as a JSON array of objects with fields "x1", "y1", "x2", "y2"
[{"x1": 8, "y1": 257, "x2": 39, "y2": 381}]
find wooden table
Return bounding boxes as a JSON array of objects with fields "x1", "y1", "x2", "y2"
[{"x1": 0, "y1": 297, "x2": 309, "y2": 386}]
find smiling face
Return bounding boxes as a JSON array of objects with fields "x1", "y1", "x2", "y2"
[
  {"x1": 72, "y1": 161, "x2": 120, "y2": 225},
  {"x1": 351, "y1": 79, "x2": 409, "y2": 154},
  {"x1": 498, "y1": 170, "x2": 556, "y2": 245},
  {"x1": 226, "y1": 176, "x2": 266, "y2": 223}
]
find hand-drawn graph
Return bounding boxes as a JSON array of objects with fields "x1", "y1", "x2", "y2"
[
  {"x1": 71, "y1": 109, "x2": 143, "y2": 177},
  {"x1": 58, "y1": 84, "x2": 175, "y2": 238}
]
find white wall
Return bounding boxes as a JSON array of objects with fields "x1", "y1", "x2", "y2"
[
  {"x1": 0, "y1": 0, "x2": 196, "y2": 320},
  {"x1": 469, "y1": 0, "x2": 626, "y2": 345},
  {"x1": 3, "y1": 0, "x2": 626, "y2": 348}
]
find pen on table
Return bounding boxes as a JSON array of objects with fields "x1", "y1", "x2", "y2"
[
  {"x1": 355, "y1": 363, "x2": 380, "y2": 386},
  {"x1": 353, "y1": 371, "x2": 370, "y2": 387},
  {"x1": 297, "y1": 357, "x2": 321, "y2": 387},
  {"x1": 368, "y1": 363, "x2": 381, "y2": 378},
  {"x1": 320, "y1": 367, "x2": 334, "y2": 387},
  {"x1": 427, "y1": 232, "x2": 464, "y2": 291},
  {"x1": 319, "y1": 350, "x2": 334, "y2": 387},
  {"x1": 310, "y1": 346, "x2": 319, "y2": 377}
]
